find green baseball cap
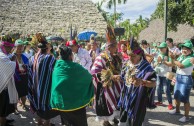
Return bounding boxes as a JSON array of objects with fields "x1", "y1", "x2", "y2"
[
  {"x1": 15, "y1": 39, "x2": 25, "y2": 46},
  {"x1": 157, "y1": 42, "x2": 167, "y2": 48},
  {"x1": 181, "y1": 40, "x2": 193, "y2": 49},
  {"x1": 153, "y1": 43, "x2": 157, "y2": 47},
  {"x1": 23, "y1": 41, "x2": 30, "y2": 45}
]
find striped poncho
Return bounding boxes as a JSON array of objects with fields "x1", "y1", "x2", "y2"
[
  {"x1": 0, "y1": 50, "x2": 18, "y2": 103},
  {"x1": 28, "y1": 52, "x2": 56, "y2": 112},
  {"x1": 91, "y1": 52, "x2": 122, "y2": 115},
  {"x1": 118, "y1": 58, "x2": 156, "y2": 126}
]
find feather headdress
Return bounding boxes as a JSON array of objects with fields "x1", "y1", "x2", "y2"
[{"x1": 106, "y1": 25, "x2": 116, "y2": 46}]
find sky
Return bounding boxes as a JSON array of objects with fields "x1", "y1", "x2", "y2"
[{"x1": 91, "y1": 0, "x2": 160, "y2": 23}]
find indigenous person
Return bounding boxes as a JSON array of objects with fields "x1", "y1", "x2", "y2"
[
  {"x1": 0, "y1": 35, "x2": 18, "y2": 126},
  {"x1": 169, "y1": 40, "x2": 194, "y2": 123},
  {"x1": 91, "y1": 26, "x2": 122, "y2": 126},
  {"x1": 12, "y1": 39, "x2": 29, "y2": 111},
  {"x1": 66, "y1": 40, "x2": 92, "y2": 72},
  {"x1": 118, "y1": 40, "x2": 156, "y2": 126},
  {"x1": 155, "y1": 42, "x2": 174, "y2": 110},
  {"x1": 28, "y1": 33, "x2": 58, "y2": 126},
  {"x1": 50, "y1": 46, "x2": 94, "y2": 126}
]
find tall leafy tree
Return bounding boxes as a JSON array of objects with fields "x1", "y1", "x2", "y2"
[
  {"x1": 151, "y1": 0, "x2": 194, "y2": 31},
  {"x1": 106, "y1": 0, "x2": 127, "y2": 26},
  {"x1": 96, "y1": 0, "x2": 108, "y2": 21}
]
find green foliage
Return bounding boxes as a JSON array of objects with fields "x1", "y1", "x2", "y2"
[
  {"x1": 106, "y1": 12, "x2": 124, "y2": 26},
  {"x1": 107, "y1": 0, "x2": 127, "y2": 9},
  {"x1": 151, "y1": 0, "x2": 194, "y2": 31},
  {"x1": 121, "y1": 16, "x2": 149, "y2": 39},
  {"x1": 96, "y1": 0, "x2": 149, "y2": 39}
]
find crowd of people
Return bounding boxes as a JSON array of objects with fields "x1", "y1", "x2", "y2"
[{"x1": 0, "y1": 26, "x2": 194, "y2": 126}]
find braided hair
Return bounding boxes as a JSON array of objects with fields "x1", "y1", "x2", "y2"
[{"x1": 59, "y1": 45, "x2": 72, "y2": 61}]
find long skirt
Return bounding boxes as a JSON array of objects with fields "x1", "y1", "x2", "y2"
[
  {"x1": 0, "y1": 89, "x2": 15, "y2": 117},
  {"x1": 174, "y1": 74, "x2": 193, "y2": 103},
  {"x1": 15, "y1": 74, "x2": 28, "y2": 98}
]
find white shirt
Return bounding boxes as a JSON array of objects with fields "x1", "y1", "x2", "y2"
[
  {"x1": 176, "y1": 66, "x2": 193, "y2": 75},
  {"x1": 143, "y1": 47, "x2": 152, "y2": 55},
  {"x1": 23, "y1": 49, "x2": 34, "y2": 59},
  {"x1": 73, "y1": 48, "x2": 92, "y2": 72},
  {"x1": 169, "y1": 46, "x2": 181, "y2": 55}
]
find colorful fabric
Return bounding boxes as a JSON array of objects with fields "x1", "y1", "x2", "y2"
[
  {"x1": 28, "y1": 52, "x2": 56, "y2": 112},
  {"x1": 118, "y1": 59, "x2": 156, "y2": 126},
  {"x1": 13, "y1": 54, "x2": 29, "y2": 81},
  {"x1": 121, "y1": 52, "x2": 129, "y2": 61},
  {"x1": 91, "y1": 52, "x2": 122, "y2": 114},
  {"x1": 1, "y1": 41, "x2": 15, "y2": 47},
  {"x1": 50, "y1": 60, "x2": 94, "y2": 111}
]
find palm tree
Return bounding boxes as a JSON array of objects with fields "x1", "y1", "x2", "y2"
[
  {"x1": 120, "y1": 19, "x2": 131, "y2": 39},
  {"x1": 96, "y1": 0, "x2": 108, "y2": 21},
  {"x1": 136, "y1": 15, "x2": 149, "y2": 30},
  {"x1": 106, "y1": 0, "x2": 128, "y2": 27}
]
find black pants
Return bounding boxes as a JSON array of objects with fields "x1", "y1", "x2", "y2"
[
  {"x1": 37, "y1": 110, "x2": 60, "y2": 120},
  {"x1": 60, "y1": 107, "x2": 88, "y2": 126},
  {"x1": 0, "y1": 89, "x2": 15, "y2": 117},
  {"x1": 119, "y1": 108, "x2": 127, "y2": 123}
]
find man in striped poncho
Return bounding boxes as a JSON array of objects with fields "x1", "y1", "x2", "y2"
[
  {"x1": 28, "y1": 33, "x2": 59, "y2": 126},
  {"x1": 91, "y1": 26, "x2": 123, "y2": 126}
]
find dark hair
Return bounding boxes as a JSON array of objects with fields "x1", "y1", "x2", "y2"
[
  {"x1": 121, "y1": 43, "x2": 127, "y2": 47},
  {"x1": 141, "y1": 40, "x2": 147, "y2": 45},
  {"x1": 59, "y1": 45, "x2": 72, "y2": 60},
  {"x1": 2, "y1": 35, "x2": 12, "y2": 43},
  {"x1": 166, "y1": 38, "x2": 173, "y2": 43},
  {"x1": 38, "y1": 42, "x2": 47, "y2": 49},
  {"x1": 166, "y1": 48, "x2": 169, "y2": 57}
]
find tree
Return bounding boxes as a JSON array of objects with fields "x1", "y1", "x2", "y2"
[
  {"x1": 96, "y1": 0, "x2": 108, "y2": 21},
  {"x1": 106, "y1": 12, "x2": 123, "y2": 26},
  {"x1": 119, "y1": 16, "x2": 149, "y2": 39},
  {"x1": 106, "y1": 0, "x2": 128, "y2": 26},
  {"x1": 151, "y1": 0, "x2": 194, "y2": 31},
  {"x1": 136, "y1": 15, "x2": 149, "y2": 30}
]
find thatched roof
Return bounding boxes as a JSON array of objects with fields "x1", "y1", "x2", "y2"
[{"x1": 139, "y1": 19, "x2": 194, "y2": 43}]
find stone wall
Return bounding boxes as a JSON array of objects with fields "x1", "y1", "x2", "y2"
[{"x1": 0, "y1": 0, "x2": 107, "y2": 37}]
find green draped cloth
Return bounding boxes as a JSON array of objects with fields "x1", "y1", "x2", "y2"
[{"x1": 50, "y1": 60, "x2": 94, "y2": 112}]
